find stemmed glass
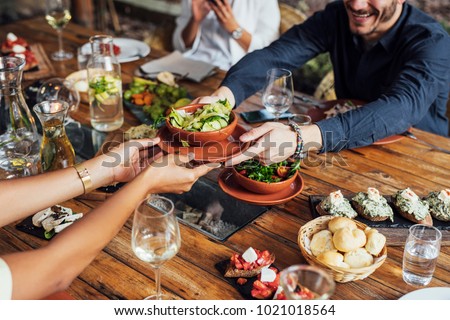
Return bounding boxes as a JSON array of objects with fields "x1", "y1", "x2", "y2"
[
  {"x1": 131, "y1": 195, "x2": 181, "y2": 300},
  {"x1": 261, "y1": 68, "x2": 294, "y2": 121},
  {"x1": 45, "y1": 0, "x2": 73, "y2": 61}
]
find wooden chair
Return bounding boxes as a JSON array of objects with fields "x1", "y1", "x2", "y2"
[
  {"x1": 314, "y1": 70, "x2": 337, "y2": 100},
  {"x1": 279, "y1": 3, "x2": 307, "y2": 34}
]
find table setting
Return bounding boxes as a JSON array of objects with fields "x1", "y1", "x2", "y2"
[{"x1": 0, "y1": 14, "x2": 449, "y2": 301}]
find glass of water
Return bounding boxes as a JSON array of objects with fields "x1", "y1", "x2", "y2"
[{"x1": 402, "y1": 224, "x2": 441, "y2": 286}]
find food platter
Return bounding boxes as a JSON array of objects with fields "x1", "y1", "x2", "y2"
[
  {"x1": 158, "y1": 124, "x2": 250, "y2": 162},
  {"x1": 218, "y1": 168, "x2": 304, "y2": 205},
  {"x1": 306, "y1": 99, "x2": 407, "y2": 145},
  {"x1": 80, "y1": 38, "x2": 150, "y2": 63}
]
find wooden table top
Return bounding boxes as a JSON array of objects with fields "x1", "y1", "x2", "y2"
[{"x1": 1, "y1": 17, "x2": 449, "y2": 300}]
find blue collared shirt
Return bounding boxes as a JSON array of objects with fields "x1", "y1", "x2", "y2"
[{"x1": 221, "y1": 1, "x2": 450, "y2": 152}]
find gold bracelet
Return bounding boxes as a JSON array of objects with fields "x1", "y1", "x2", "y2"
[{"x1": 74, "y1": 163, "x2": 94, "y2": 194}]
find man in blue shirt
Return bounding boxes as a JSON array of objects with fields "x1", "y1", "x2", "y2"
[{"x1": 201, "y1": 0, "x2": 450, "y2": 160}]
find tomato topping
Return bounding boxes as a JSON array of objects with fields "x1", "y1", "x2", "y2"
[
  {"x1": 276, "y1": 166, "x2": 289, "y2": 178},
  {"x1": 236, "y1": 278, "x2": 247, "y2": 285}
]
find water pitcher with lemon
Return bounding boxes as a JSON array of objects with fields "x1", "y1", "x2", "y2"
[{"x1": 87, "y1": 35, "x2": 124, "y2": 132}]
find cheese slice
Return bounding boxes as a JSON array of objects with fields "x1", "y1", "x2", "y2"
[
  {"x1": 367, "y1": 187, "x2": 381, "y2": 201},
  {"x1": 330, "y1": 190, "x2": 344, "y2": 206},
  {"x1": 438, "y1": 189, "x2": 450, "y2": 204},
  {"x1": 260, "y1": 267, "x2": 277, "y2": 283},
  {"x1": 401, "y1": 188, "x2": 419, "y2": 202},
  {"x1": 7, "y1": 32, "x2": 18, "y2": 42},
  {"x1": 241, "y1": 247, "x2": 258, "y2": 263}
]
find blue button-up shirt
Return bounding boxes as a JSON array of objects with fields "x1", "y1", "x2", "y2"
[{"x1": 221, "y1": 1, "x2": 450, "y2": 152}]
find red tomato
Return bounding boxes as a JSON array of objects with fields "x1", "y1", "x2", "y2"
[{"x1": 276, "y1": 166, "x2": 289, "y2": 178}]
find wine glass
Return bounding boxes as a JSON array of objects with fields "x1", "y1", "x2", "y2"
[
  {"x1": 131, "y1": 195, "x2": 181, "y2": 300},
  {"x1": 261, "y1": 68, "x2": 294, "y2": 121},
  {"x1": 279, "y1": 265, "x2": 335, "y2": 300},
  {"x1": 45, "y1": 0, "x2": 73, "y2": 61}
]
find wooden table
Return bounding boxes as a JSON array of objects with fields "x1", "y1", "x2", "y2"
[{"x1": 1, "y1": 17, "x2": 449, "y2": 300}]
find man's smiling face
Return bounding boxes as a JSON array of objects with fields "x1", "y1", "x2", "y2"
[{"x1": 344, "y1": 0, "x2": 405, "y2": 42}]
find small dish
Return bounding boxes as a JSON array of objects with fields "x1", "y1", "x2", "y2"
[
  {"x1": 166, "y1": 103, "x2": 237, "y2": 146},
  {"x1": 80, "y1": 38, "x2": 150, "y2": 63},
  {"x1": 65, "y1": 69, "x2": 88, "y2": 103},
  {"x1": 399, "y1": 287, "x2": 450, "y2": 300},
  {"x1": 218, "y1": 168, "x2": 304, "y2": 205},
  {"x1": 232, "y1": 166, "x2": 298, "y2": 195},
  {"x1": 158, "y1": 124, "x2": 250, "y2": 162}
]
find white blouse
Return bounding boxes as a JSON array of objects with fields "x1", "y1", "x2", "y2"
[
  {"x1": 173, "y1": 0, "x2": 280, "y2": 70},
  {"x1": 0, "y1": 258, "x2": 12, "y2": 300}
]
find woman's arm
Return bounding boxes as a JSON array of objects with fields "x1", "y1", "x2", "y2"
[
  {"x1": 2, "y1": 154, "x2": 217, "y2": 299},
  {"x1": 0, "y1": 138, "x2": 158, "y2": 226}
]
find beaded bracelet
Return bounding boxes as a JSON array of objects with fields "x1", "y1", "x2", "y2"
[{"x1": 289, "y1": 122, "x2": 305, "y2": 159}]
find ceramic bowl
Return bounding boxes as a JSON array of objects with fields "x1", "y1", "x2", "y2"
[
  {"x1": 232, "y1": 166, "x2": 298, "y2": 195},
  {"x1": 165, "y1": 103, "x2": 237, "y2": 146}
]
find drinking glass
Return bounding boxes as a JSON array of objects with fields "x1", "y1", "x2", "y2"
[
  {"x1": 280, "y1": 265, "x2": 335, "y2": 300},
  {"x1": 45, "y1": 0, "x2": 73, "y2": 61},
  {"x1": 402, "y1": 224, "x2": 441, "y2": 286},
  {"x1": 261, "y1": 68, "x2": 294, "y2": 121},
  {"x1": 131, "y1": 195, "x2": 181, "y2": 300},
  {"x1": 0, "y1": 158, "x2": 32, "y2": 179}
]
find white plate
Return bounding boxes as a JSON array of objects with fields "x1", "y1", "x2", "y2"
[
  {"x1": 399, "y1": 287, "x2": 450, "y2": 300},
  {"x1": 81, "y1": 38, "x2": 150, "y2": 63}
]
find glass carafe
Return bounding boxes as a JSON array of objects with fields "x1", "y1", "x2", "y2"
[
  {"x1": 87, "y1": 35, "x2": 124, "y2": 132},
  {"x1": 33, "y1": 100, "x2": 75, "y2": 172},
  {"x1": 0, "y1": 56, "x2": 40, "y2": 178}
]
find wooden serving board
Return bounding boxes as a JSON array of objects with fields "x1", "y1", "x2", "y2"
[{"x1": 23, "y1": 43, "x2": 55, "y2": 81}]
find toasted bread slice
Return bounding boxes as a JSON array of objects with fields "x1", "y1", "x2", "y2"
[
  {"x1": 224, "y1": 252, "x2": 275, "y2": 278},
  {"x1": 316, "y1": 203, "x2": 330, "y2": 216},
  {"x1": 351, "y1": 200, "x2": 390, "y2": 222},
  {"x1": 392, "y1": 203, "x2": 433, "y2": 226}
]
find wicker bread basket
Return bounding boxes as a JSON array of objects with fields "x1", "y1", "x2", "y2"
[{"x1": 298, "y1": 215, "x2": 387, "y2": 283}]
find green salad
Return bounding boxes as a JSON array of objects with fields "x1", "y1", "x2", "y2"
[
  {"x1": 168, "y1": 99, "x2": 232, "y2": 132},
  {"x1": 234, "y1": 159, "x2": 301, "y2": 183}
]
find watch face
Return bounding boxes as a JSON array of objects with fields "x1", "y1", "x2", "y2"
[{"x1": 232, "y1": 28, "x2": 243, "y2": 40}]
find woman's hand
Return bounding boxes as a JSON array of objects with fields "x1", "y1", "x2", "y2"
[
  {"x1": 192, "y1": 0, "x2": 212, "y2": 22},
  {"x1": 97, "y1": 138, "x2": 162, "y2": 184},
  {"x1": 143, "y1": 154, "x2": 220, "y2": 194},
  {"x1": 225, "y1": 122, "x2": 297, "y2": 166},
  {"x1": 209, "y1": 0, "x2": 239, "y2": 33}
]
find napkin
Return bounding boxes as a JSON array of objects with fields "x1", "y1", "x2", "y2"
[{"x1": 138, "y1": 51, "x2": 216, "y2": 82}]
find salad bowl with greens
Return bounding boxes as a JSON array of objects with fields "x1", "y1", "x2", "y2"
[
  {"x1": 233, "y1": 159, "x2": 301, "y2": 194},
  {"x1": 165, "y1": 100, "x2": 237, "y2": 145}
]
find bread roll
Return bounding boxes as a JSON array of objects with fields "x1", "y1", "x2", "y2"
[
  {"x1": 328, "y1": 217, "x2": 357, "y2": 234},
  {"x1": 344, "y1": 248, "x2": 374, "y2": 268},
  {"x1": 310, "y1": 229, "x2": 336, "y2": 256},
  {"x1": 317, "y1": 251, "x2": 350, "y2": 269},
  {"x1": 332, "y1": 227, "x2": 366, "y2": 252},
  {"x1": 365, "y1": 229, "x2": 386, "y2": 256}
]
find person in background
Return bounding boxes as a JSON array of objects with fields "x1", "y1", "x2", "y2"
[
  {"x1": 196, "y1": 0, "x2": 450, "y2": 165},
  {"x1": 0, "y1": 138, "x2": 218, "y2": 299},
  {"x1": 172, "y1": 0, "x2": 280, "y2": 70}
]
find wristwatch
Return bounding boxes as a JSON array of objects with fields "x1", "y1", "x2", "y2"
[{"x1": 231, "y1": 27, "x2": 243, "y2": 40}]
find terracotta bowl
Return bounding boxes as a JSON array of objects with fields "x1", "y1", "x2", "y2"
[
  {"x1": 165, "y1": 103, "x2": 237, "y2": 146},
  {"x1": 232, "y1": 166, "x2": 298, "y2": 195}
]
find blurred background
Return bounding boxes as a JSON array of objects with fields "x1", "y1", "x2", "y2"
[{"x1": 1, "y1": 0, "x2": 449, "y2": 95}]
